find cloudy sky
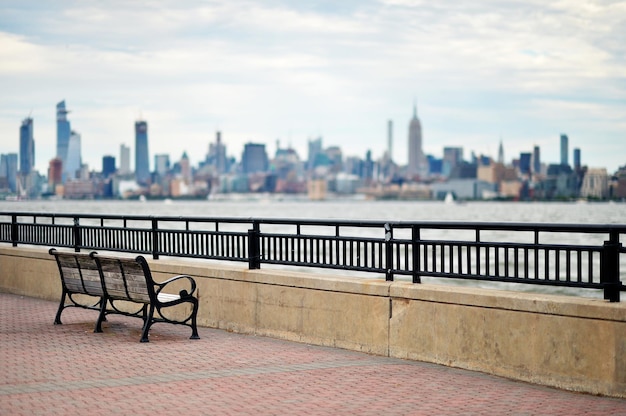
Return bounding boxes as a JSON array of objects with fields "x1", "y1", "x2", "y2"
[{"x1": 1, "y1": 0, "x2": 625, "y2": 174}]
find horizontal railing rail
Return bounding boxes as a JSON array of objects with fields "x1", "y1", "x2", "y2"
[{"x1": 1, "y1": 211, "x2": 625, "y2": 301}]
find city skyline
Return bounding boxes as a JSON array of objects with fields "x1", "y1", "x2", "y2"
[{"x1": 1, "y1": 1, "x2": 624, "y2": 173}]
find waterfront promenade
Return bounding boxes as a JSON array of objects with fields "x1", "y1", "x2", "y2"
[{"x1": 1, "y1": 292, "x2": 625, "y2": 415}]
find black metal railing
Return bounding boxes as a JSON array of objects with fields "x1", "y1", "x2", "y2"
[{"x1": 1, "y1": 212, "x2": 625, "y2": 301}]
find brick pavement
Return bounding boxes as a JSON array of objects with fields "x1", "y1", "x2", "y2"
[{"x1": 1, "y1": 292, "x2": 624, "y2": 415}]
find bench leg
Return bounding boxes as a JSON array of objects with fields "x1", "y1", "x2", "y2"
[
  {"x1": 54, "y1": 290, "x2": 67, "y2": 325},
  {"x1": 94, "y1": 297, "x2": 107, "y2": 333},
  {"x1": 140, "y1": 304, "x2": 155, "y2": 343},
  {"x1": 190, "y1": 299, "x2": 200, "y2": 340}
]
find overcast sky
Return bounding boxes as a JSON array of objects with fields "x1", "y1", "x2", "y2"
[{"x1": 1, "y1": 0, "x2": 624, "y2": 174}]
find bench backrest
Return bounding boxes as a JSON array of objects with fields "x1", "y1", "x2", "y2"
[
  {"x1": 49, "y1": 248, "x2": 103, "y2": 297},
  {"x1": 92, "y1": 255, "x2": 154, "y2": 304}
]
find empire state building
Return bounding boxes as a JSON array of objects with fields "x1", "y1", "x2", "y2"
[{"x1": 407, "y1": 104, "x2": 426, "y2": 179}]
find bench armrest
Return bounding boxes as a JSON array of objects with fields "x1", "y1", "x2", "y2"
[{"x1": 154, "y1": 275, "x2": 197, "y2": 299}]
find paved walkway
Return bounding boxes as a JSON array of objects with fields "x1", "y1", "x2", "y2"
[{"x1": 1, "y1": 293, "x2": 624, "y2": 415}]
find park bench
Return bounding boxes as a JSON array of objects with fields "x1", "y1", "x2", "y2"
[
  {"x1": 49, "y1": 248, "x2": 104, "y2": 328},
  {"x1": 49, "y1": 248, "x2": 200, "y2": 342}
]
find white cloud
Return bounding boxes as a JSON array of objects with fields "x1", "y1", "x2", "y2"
[{"x1": 0, "y1": 0, "x2": 624, "y2": 173}]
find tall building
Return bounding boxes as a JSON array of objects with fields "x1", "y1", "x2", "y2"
[
  {"x1": 56, "y1": 101, "x2": 71, "y2": 170},
  {"x1": 573, "y1": 148, "x2": 581, "y2": 170},
  {"x1": 179, "y1": 152, "x2": 192, "y2": 184},
  {"x1": 307, "y1": 137, "x2": 323, "y2": 173},
  {"x1": 407, "y1": 104, "x2": 426, "y2": 179},
  {"x1": 48, "y1": 158, "x2": 63, "y2": 190},
  {"x1": 207, "y1": 131, "x2": 227, "y2": 174},
  {"x1": 443, "y1": 147, "x2": 463, "y2": 177},
  {"x1": 560, "y1": 134, "x2": 569, "y2": 166},
  {"x1": 1, "y1": 153, "x2": 18, "y2": 192},
  {"x1": 119, "y1": 144, "x2": 131, "y2": 175},
  {"x1": 19, "y1": 117, "x2": 34, "y2": 175},
  {"x1": 135, "y1": 120, "x2": 150, "y2": 185},
  {"x1": 102, "y1": 155, "x2": 116, "y2": 178},
  {"x1": 242, "y1": 143, "x2": 268, "y2": 174},
  {"x1": 519, "y1": 152, "x2": 532, "y2": 175},
  {"x1": 0, "y1": 154, "x2": 9, "y2": 191},
  {"x1": 532, "y1": 145, "x2": 541, "y2": 175},
  {"x1": 154, "y1": 154, "x2": 170, "y2": 176},
  {"x1": 498, "y1": 140, "x2": 504, "y2": 164},
  {"x1": 64, "y1": 131, "x2": 82, "y2": 180}
]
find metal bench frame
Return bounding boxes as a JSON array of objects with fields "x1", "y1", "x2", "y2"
[{"x1": 50, "y1": 248, "x2": 200, "y2": 342}]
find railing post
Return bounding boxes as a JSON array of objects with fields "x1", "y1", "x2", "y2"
[
  {"x1": 73, "y1": 216, "x2": 81, "y2": 252},
  {"x1": 601, "y1": 231, "x2": 621, "y2": 302},
  {"x1": 384, "y1": 223, "x2": 393, "y2": 281},
  {"x1": 152, "y1": 218, "x2": 159, "y2": 260},
  {"x1": 412, "y1": 225, "x2": 421, "y2": 283},
  {"x1": 11, "y1": 214, "x2": 18, "y2": 247},
  {"x1": 248, "y1": 221, "x2": 261, "y2": 269}
]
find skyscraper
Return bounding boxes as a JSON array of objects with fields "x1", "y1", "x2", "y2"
[
  {"x1": 519, "y1": 153, "x2": 532, "y2": 175},
  {"x1": 119, "y1": 144, "x2": 131, "y2": 175},
  {"x1": 102, "y1": 155, "x2": 116, "y2": 178},
  {"x1": 242, "y1": 143, "x2": 268, "y2": 174},
  {"x1": 498, "y1": 140, "x2": 504, "y2": 164},
  {"x1": 407, "y1": 104, "x2": 426, "y2": 179},
  {"x1": 560, "y1": 134, "x2": 569, "y2": 166},
  {"x1": 56, "y1": 101, "x2": 71, "y2": 169},
  {"x1": 180, "y1": 151, "x2": 192, "y2": 184},
  {"x1": 64, "y1": 131, "x2": 82, "y2": 180},
  {"x1": 307, "y1": 137, "x2": 323, "y2": 173},
  {"x1": 207, "y1": 131, "x2": 227, "y2": 174},
  {"x1": 154, "y1": 154, "x2": 170, "y2": 176},
  {"x1": 3, "y1": 153, "x2": 18, "y2": 192},
  {"x1": 532, "y1": 145, "x2": 541, "y2": 175},
  {"x1": 573, "y1": 148, "x2": 581, "y2": 170},
  {"x1": 443, "y1": 147, "x2": 463, "y2": 177},
  {"x1": 19, "y1": 117, "x2": 34, "y2": 175},
  {"x1": 135, "y1": 120, "x2": 150, "y2": 185},
  {"x1": 48, "y1": 158, "x2": 63, "y2": 190}
]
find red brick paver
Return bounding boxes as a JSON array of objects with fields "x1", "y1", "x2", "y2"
[{"x1": 1, "y1": 292, "x2": 624, "y2": 415}]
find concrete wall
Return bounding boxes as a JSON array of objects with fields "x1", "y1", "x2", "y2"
[{"x1": 1, "y1": 246, "x2": 625, "y2": 398}]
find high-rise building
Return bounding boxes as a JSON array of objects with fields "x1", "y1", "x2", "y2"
[
  {"x1": 307, "y1": 137, "x2": 323, "y2": 173},
  {"x1": 560, "y1": 134, "x2": 569, "y2": 166},
  {"x1": 532, "y1": 145, "x2": 541, "y2": 175},
  {"x1": 154, "y1": 154, "x2": 170, "y2": 176},
  {"x1": 102, "y1": 155, "x2": 116, "y2": 178},
  {"x1": 1, "y1": 153, "x2": 18, "y2": 192},
  {"x1": 56, "y1": 101, "x2": 71, "y2": 170},
  {"x1": 179, "y1": 152, "x2": 192, "y2": 183},
  {"x1": 519, "y1": 152, "x2": 532, "y2": 175},
  {"x1": 135, "y1": 120, "x2": 150, "y2": 185},
  {"x1": 19, "y1": 117, "x2": 35, "y2": 175},
  {"x1": 119, "y1": 144, "x2": 131, "y2": 175},
  {"x1": 48, "y1": 158, "x2": 63, "y2": 190},
  {"x1": 207, "y1": 131, "x2": 227, "y2": 174},
  {"x1": 64, "y1": 131, "x2": 82, "y2": 180},
  {"x1": 442, "y1": 147, "x2": 463, "y2": 177},
  {"x1": 407, "y1": 104, "x2": 426, "y2": 179},
  {"x1": 573, "y1": 148, "x2": 581, "y2": 170},
  {"x1": 498, "y1": 140, "x2": 504, "y2": 164},
  {"x1": 242, "y1": 143, "x2": 268, "y2": 174},
  {"x1": 0, "y1": 154, "x2": 8, "y2": 191}
]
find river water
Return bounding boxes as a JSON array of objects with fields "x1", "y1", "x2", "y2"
[
  {"x1": 2, "y1": 198, "x2": 625, "y2": 299},
  {"x1": 2, "y1": 198, "x2": 626, "y2": 224}
]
